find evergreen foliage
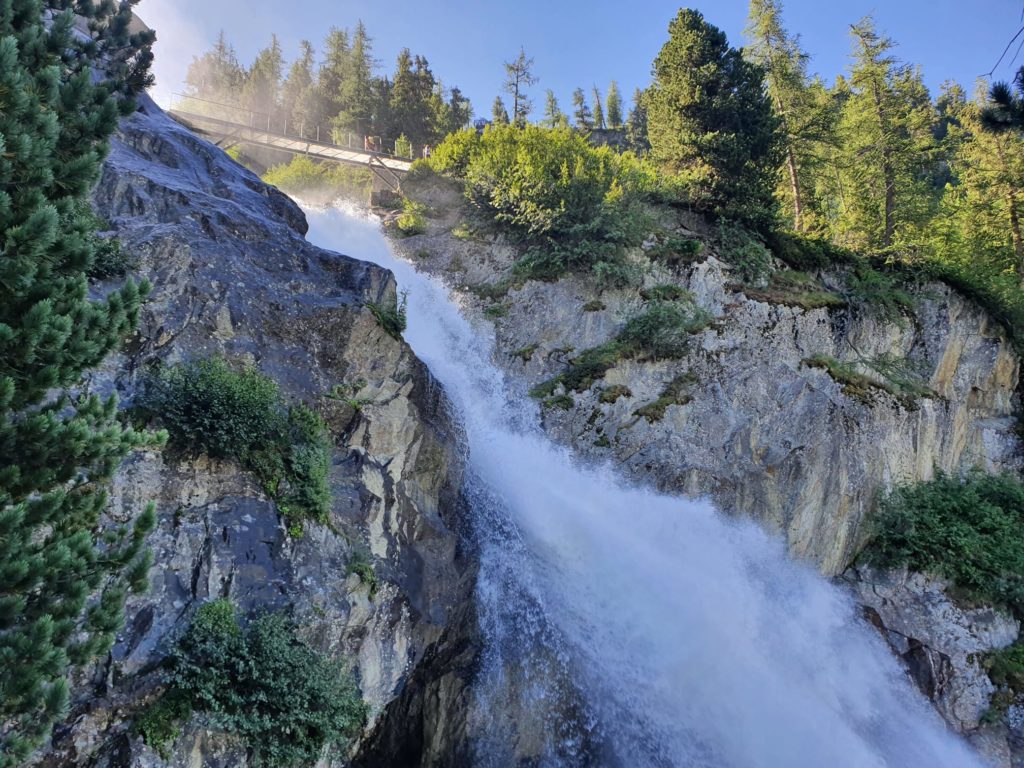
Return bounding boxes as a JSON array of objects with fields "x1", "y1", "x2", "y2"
[
  {"x1": 0, "y1": 2, "x2": 156, "y2": 762},
  {"x1": 137, "y1": 359, "x2": 332, "y2": 523},
  {"x1": 591, "y1": 85, "x2": 605, "y2": 129},
  {"x1": 149, "y1": 599, "x2": 367, "y2": 768},
  {"x1": 491, "y1": 96, "x2": 510, "y2": 126},
  {"x1": 572, "y1": 87, "x2": 594, "y2": 130},
  {"x1": 503, "y1": 47, "x2": 538, "y2": 127},
  {"x1": 542, "y1": 90, "x2": 567, "y2": 128},
  {"x1": 646, "y1": 9, "x2": 782, "y2": 228},
  {"x1": 606, "y1": 80, "x2": 624, "y2": 129}
]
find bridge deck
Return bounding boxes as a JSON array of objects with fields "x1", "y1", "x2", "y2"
[{"x1": 168, "y1": 110, "x2": 414, "y2": 175}]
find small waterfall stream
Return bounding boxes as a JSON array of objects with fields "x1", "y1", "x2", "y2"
[{"x1": 305, "y1": 203, "x2": 983, "y2": 768}]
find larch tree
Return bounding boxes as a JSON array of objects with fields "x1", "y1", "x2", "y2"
[
  {"x1": 242, "y1": 35, "x2": 284, "y2": 116},
  {"x1": 591, "y1": 85, "x2": 606, "y2": 129},
  {"x1": 492, "y1": 96, "x2": 511, "y2": 125},
  {"x1": 606, "y1": 80, "x2": 624, "y2": 129},
  {"x1": 543, "y1": 89, "x2": 567, "y2": 128},
  {"x1": 503, "y1": 47, "x2": 538, "y2": 126},
  {"x1": 0, "y1": 1, "x2": 157, "y2": 763},
  {"x1": 572, "y1": 87, "x2": 593, "y2": 130},
  {"x1": 646, "y1": 8, "x2": 782, "y2": 227},
  {"x1": 835, "y1": 17, "x2": 936, "y2": 251}
]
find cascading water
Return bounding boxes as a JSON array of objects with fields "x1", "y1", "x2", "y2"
[{"x1": 305, "y1": 203, "x2": 983, "y2": 768}]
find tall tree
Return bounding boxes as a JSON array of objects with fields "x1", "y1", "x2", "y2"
[
  {"x1": 591, "y1": 85, "x2": 606, "y2": 129},
  {"x1": 0, "y1": 2, "x2": 156, "y2": 762},
  {"x1": 646, "y1": 8, "x2": 782, "y2": 227},
  {"x1": 572, "y1": 87, "x2": 594, "y2": 130},
  {"x1": 242, "y1": 35, "x2": 284, "y2": 116},
  {"x1": 443, "y1": 87, "x2": 474, "y2": 134},
  {"x1": 606, "y1": 80, "x2": 624, "y2": 129},
  {"x1": 318, "y1": 27, "x2": 350, "y2": 122},
  {"x1": 281, "y1": 41, "x2": 317, "y2": 132},
  {"x1": 982, "y1": 67, "x2": 1024, "y2": 133},
  {"x1": 492, "y1": 96, "x2": 511, "y2": 125},
  {"x1": 542, "y1": 90, "x2": 567, "y2": 128},
  {"x1": 504, "y1": 47, "x2": 538, "y2": 126},
  {"x1": 335, "y1": 21, "x2": 377, "y2": 135},
  {"x1": 834, "y1": 17, "x2": 936, "y2": 250},
  {"x1": 185, "y1": 30, "x2": 244, "y2": 104},
  {"x1": 626, "y1": 87, "x2": 650, "y2": 152}
]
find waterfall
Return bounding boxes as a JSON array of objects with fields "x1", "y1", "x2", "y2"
[{"x1": 304, "y1": 203, "x2": 983, "y2": 768}]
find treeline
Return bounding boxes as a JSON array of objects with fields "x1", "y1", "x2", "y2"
[{"x1": 185, "y1": 23, "x2": 472, "y2": 153}]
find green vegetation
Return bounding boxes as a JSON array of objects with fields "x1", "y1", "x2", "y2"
[
  {"x1": 262, "y1": 155, "x2": 371, "y2": 200},
  {"x1": 483, "y1": 304, "x2": 510, "y2": 319},
  {"x1": 735, "y1": 270, "x2": 845, "y2": 310},
  {"x1": 511, "y1": 344, "x2": 538, "y2": 362},
  {"x1": 803, "y1": 354, "x2": 932, "y2": 408},
  {"x1": 395, "y1": 198, "x2": 427, "y2": 236},
  {"x1": 138, "y1": 358, "x2": 332, "y2": 523},
  {"x1": 532, "y1": 298, "x2": 710, "y2": 398},
  {"x1": 647, "y1": 235, "x2": 704, "y2": 265},
  {"x1": 429, "y1": 124, "x2": 655, "y2": 281},
  {"x1": 646, "y1": 9, "x2": 781, "y2": 228},
  {"x1": 367, "y1": 292, "x2": 408, "y2": 339},
  {"x1": 346, "y1": 549, "x2": 379, "y2": 599},
  {"x1": 0, "y1": 3, "x2": 157, "y2": 762},
  {"x1": 582, "y1": 300, "x2": 607, "y2": 312},
  {"x1": 867, "y1": 472, "x2": 1024, "y2": 616},
  {"x1": 139, "y1": 600, "x2": 366, "y2": 767},
  {"x1": 634, "y1": 374, "x2": 698, "y2": 423},
  {"x1": 600, "y1": 385, "x2": 633, "y2": 404}
]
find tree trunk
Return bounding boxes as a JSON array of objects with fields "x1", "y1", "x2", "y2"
[
  {"x1": 786, "y1": 145, "x2": 803, "y2": 231},
  {"x1": 994, "y1": 140, "x2": 1024, "y2": 282}
]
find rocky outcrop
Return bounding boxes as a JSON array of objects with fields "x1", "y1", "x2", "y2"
[
  {"x1": 394, "y1": 177, "x2": 1021, "y2": 577},
  {"x1": 39, "y1": 97, "x2": 472, "y2": 766},
  {"x1": 847, "y1": 566, "x2": 1021, "y2": 766}
]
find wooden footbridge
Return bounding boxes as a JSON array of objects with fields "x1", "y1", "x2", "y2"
[{"x1": 167, "y1": 94, "x2": 412, "y2": 191}]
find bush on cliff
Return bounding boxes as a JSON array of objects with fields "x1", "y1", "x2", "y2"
[
  {"x1": 138, "y1": 599, "x2": 365, "y2": 766},
  {"x1": 138, "y1": 358, "x2": 332, "y2": 523}
]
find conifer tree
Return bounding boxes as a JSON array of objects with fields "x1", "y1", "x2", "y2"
[
  {"x1": 591, "y1": 85, "x2": 606, "y2": 129},
  {"x1": 281, "y1": 40, "x2": 317, "y2": 131},
  {"x1": 572, "y1": 87, "x2": 593, "y2": 130},
  {"x1": 318, "y1": 27, "x2": 350, "y2": 122},
  {"x1": 0, "y1": 2, "x2": 156, "y2": 763},
  {"x1": 834, "y1": 17, "x2": 936, "y2": 250},
  {"x1": 242, "y1": 34, "x2": 284, "y2": 116},
  {"x1": 626, "y1": 87, "x2": 650, "y2": 152},
  {"x1": 542, "y1": 90, "x2": 567, "y2": 128},
  {"x1": 504, "y1": 47, "x2": 537, "y2": 126},
  {"x1": 606, "y1": 80, "x2": 624, "y2": 129},
  {"x1": 185, "y1": 30, "x2": 244, "y2": 104},
  {"x1": 646, "y1": 8, "x2": 782, "y2": 227},
  {"x1": 745, "y1": 0, "x2": 835, "y2": 231},
  {"x1": 982, "y1": 67, "x2": 1024, "y2": 133},
  {"x1": 335, "y1": 21, "x2": 377, "y2": 135},
  {"x1": 443, "y1": 87, "x2": 474, "y2": 134},
  {"x1": 492, "y1": 96, "x2": 511, "y2": 125}
]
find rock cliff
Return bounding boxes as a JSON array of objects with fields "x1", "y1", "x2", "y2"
[{"x1": 39, "y1": 97, "x2": 472, "y2": 766}]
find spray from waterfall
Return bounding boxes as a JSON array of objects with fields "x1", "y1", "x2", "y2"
[{"x1": 305, "y1": 202, "x2": 983, "y2": 768}]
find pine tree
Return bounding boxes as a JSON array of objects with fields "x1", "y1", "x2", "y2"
[
  {"x1": 504, "y1": 47, "x2": 538, "y2": 126},
  {"x1": 646, "y1": 8, "x2": 782, "y2": 227},
  {"x1": 242, "y1": 35, "x2": 284, "y2": 117},
  {"x1": 0, "y1": 2, "x2": 157, "y2": 763},
  {"x1": 443, "y1": 87, "x2": 474, "y2": 134},
  {"x1": 318, "y1": 27, "x2": 351, "y2": 122},
  {"x1": 335, "y1": 21, "x2": 377, "y2": 136},
  {"x1": 591, "y1": 85, "x2": 605, "y2": 129},
  {"x1": 492, "y1": 96, "x2": 511, "y2": 125},
  {"x1": 626, "y1": 87, "x2": 650, "y2": 152},
  {"x1": 833, "y1": 17, "x2": 936, "y2": 250},
  {"x1": 572, "y1": 87, "x2": 593, "y2": 130},
  {"x1": 185, "y1": 30, "x2": 244, "y2": 104},
  {"x1": 542, "y1": 90, "x2": 567, "y2": 128},
  {"x1": 606, "y1": 80, "x2": 623, "y2": 129},
  {"x1": 982, "y1": 67, "x2": 1024, "y2": 133},
  {"x1": 389, "y1": 50, "x2": 440, "y2": 149},
  {"x1": 281, "y1": 41, "x2": 317, "y2": 133}
]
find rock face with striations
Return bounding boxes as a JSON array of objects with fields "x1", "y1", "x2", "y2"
[{"x1": 38, "y1": 96, "x2": 473, "y2": 766}]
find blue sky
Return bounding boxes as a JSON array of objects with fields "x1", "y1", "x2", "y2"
[{"x1": 138, "y1": 0, "x2": 1023, "y2": 117}]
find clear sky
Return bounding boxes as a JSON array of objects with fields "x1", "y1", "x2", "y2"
[{"x1": 137, "y1": 0, "x2": 1023, "y2": 118}]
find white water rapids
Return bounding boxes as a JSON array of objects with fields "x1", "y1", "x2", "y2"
[{"x1": 305, "y1": 204, "x2": 983, "y2": 768}]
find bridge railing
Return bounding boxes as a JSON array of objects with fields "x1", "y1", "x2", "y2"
[{"x1": 168, "y1": 93, "x2": 417, "y2": 161}]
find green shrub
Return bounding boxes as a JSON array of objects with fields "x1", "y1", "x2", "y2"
[
  {"x1": 737, "y1": 270, "x2": 846, "y2": 310},
  {"x1": 561, "y1": 342, "x2": 624, "y2": 392},
  {"x1": 618, "y1": 301, "x2": 711, "y2": 359},
  {"x1": 845, "y1": 263, "x2": 915, "y2": 320},
  {"x1": 640, "y1": 284, "x2": 689, "y2": 302},
  {"x1": 165, "y1": 599, "x2": 366, "y2": 768},
  {"x1": 367, "y1": 291, "x2": 408, "y2": 339},
  {"x1": 346, "y1": 549, "x2": 378, "y2": 599},
  {"x1": 765, "y1": 230, "x2": 858, "y2": 271},
  {"x1": 395, "y1": 198, "x2": 427, "y2": 236},
  {"x1": 431, "y1": 124, "x2": 653, "y2": 281},
  {"x1": 866, "y1": 471, "x2": 1024, "y2": 615},
  {"x1": 135, "y1": 691, "x2": 192, "y2": 759},
  {"x1": 139, "y1": 358, "x2": 332, "y2": 522},
  {"x1": 647, "y1": 234, "x2": 703, "y2": 265},
  {"x1": 394, "y1": 133, "x2": 412, "y2": 159},
  {"x1": 718, "y1": 221, "x2": 773, "y2": 285},
  {"x1": 599, "y1": 384, "x2": 633, "y2": 403},
  {"x1": 633, "y1": 373, "x2": 697, "y2": 423},
  {"x1": 262, "y1": 155, "x2": 372, "y2": 201}
]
